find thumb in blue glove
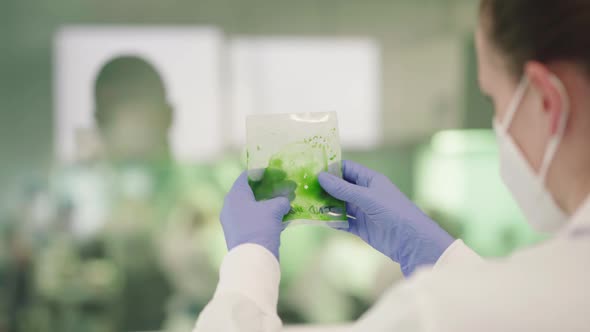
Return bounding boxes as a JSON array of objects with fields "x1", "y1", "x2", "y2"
[
  {"x1": 221, "y1": 172, "x2": 292, "y2": 260},
  {"x1": 318, "y1": 160, "x2": 454, "y2": 277}
]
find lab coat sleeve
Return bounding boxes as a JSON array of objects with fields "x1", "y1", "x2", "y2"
[
  {"x1": 193, "y1": 240, "x2": 483, "y2": 332},
  {"x1": 433, "y1": 239, "x2": 483, "y2": 269},
  {"x1": 345, "y1": 240, "x2": 483, "y2": 332},
  {"x1": 353, "y1": 237, "x2": 590, "y2": 332},
  {"x1": 193, "y1": 244, "x2": 282, "y2": 332}
]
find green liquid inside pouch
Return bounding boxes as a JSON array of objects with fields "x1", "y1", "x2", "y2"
[{"x1": 246, "y1": 112, "x2": 348, "y2": 228}]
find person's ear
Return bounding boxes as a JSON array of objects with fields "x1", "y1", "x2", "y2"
[{"x1": 525, "y1": 61, "x2": 566, "y2": 135}]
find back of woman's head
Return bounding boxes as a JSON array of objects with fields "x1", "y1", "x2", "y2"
[{"x1": 480, "y1": 0, "x2": 590, "y2": 78}]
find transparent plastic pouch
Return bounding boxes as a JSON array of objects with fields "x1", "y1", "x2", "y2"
[{"x1": 246, "y1": 112, "x2": 348, "y2": 229}]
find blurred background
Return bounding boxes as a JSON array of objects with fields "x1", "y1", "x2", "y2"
[{"x1": 0, "y1": 0, "x2": 544, "y2": 331}]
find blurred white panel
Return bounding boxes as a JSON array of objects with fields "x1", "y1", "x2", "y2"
[
  {"x1": 384, "y1": 36, "x2": 464, "y2": 144},
  {"x1": 54, "y1": 26, "x2": 224, "y2": 163},
  {"x1": 230, "y1": 38, "x2": 381, "y2": 149}
]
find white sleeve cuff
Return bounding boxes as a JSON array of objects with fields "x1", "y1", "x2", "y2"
[
  {"x1": 434, "y1": 239, "x2": 483, "y2": 269},
  {"x1": 215, "y1": 243, "x2": 281, "y2": 314}
]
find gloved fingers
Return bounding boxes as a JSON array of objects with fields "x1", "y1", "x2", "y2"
[
  {"x1": 346, "y1": 202, "x2": 361, "y2": 222},
  {"x1": 342, "y1": 160, "x2": 381, "y2": 187},
  {"x1": 343, "y1": 205, "x2": 371, "y2": 243},
  {"x1": 260, "y1": 196, "x2": 292, "y2": 219},
  {"x1": 318, "y1": 172, "x2": 372, "y2": 207},
  {"x1": 346, "y1": 218, "x2": 371, "y2": 242},
  {"x1": 344, "y1": 203, "x2": 361, "y2": 235},
  {"x1": 228, "y1": 172, "x2": 256, "y2": 201},
  {"x1": 345, "y1": 218, "x2": 360, "y2": 236}
]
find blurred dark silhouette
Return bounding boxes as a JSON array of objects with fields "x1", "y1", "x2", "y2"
[
  {"x1": 94, "y1": 56, "x2": 173, "y2": 164},
  {"x1": 90, "y1": 56, "x2": 174, "y2": 331}
]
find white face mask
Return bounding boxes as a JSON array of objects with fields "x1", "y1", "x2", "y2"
[{"x1": 493, "y1": 76, "x2": 570, "y2": 233}]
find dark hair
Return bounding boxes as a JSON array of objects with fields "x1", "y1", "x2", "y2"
[
  {"x1": 480, "y1": 0, "x2": 590, "y2": 78},
  {"x1": 94, "y1": 55, "x2": 167, "y2": 126}
]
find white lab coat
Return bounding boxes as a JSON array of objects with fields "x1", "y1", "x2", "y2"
[{"x1": 194, "y1": 196, "x2": 590, "y2": 332}]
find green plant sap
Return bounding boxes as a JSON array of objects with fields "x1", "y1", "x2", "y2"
[{"x1": 248, "y1": 138, "x2": 346, "y2": 223}]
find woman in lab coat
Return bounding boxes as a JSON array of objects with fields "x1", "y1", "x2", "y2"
[{"x1": 194, "y1": 0, "x2": 590, "y2": 331}]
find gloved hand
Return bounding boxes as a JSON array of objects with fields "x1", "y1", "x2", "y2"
[
  {"x1": 221, "y1": 172, "x2": 292, "y2": 260},
  {"x1": 318, "y1": 161, "x2": 454, "y2": 277}
]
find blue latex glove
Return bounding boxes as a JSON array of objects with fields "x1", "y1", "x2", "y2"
[
  {"x1": 221, "y1": 172, "x2": 292, "y2": 260},
  {"x1": 318, "y1": 160, "x2": 454, "y2": 277}
]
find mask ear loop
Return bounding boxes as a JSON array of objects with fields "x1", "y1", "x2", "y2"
[
  {"x1": 538, "y1": 75, "x2": 570, "y2": 180},
  {"x1": 500, "y1": 77, "x2": 530, "y2": 132}
]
